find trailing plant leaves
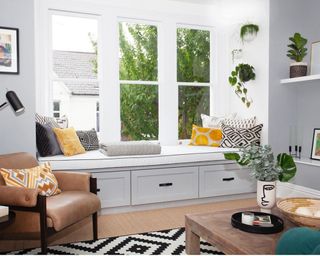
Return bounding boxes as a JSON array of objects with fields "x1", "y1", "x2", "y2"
[
  {"x1": 228, "y1": 63, "x2": 255, "y2": 108},
  {"x1": 277, "y1": 153, "x2": 297, "y2": 182},
  {"x1": 224, "y1": 152, "x2": 240, "y2": 161}
]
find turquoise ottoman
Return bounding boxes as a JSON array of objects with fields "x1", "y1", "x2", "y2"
[{"x1": 276, "y1": 227, "x2": 320, "y2": 254}]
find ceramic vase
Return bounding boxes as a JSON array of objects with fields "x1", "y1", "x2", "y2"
[{"x1": 256, "y1": 180, "x2": 276, "y2": 213}]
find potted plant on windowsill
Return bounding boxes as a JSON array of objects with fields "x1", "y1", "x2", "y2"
[
  {"x1": 287, "y1": 33, "x2": 308, "y2": 78},
  {"x1": 225, "y1": 145, "x2": 297, "y2": 213}
]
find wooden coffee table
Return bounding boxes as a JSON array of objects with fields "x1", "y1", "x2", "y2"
[{"x1": 185, "y1": 207, "x2": 296, "y2": 255}]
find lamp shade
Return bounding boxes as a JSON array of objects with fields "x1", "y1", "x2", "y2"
[{"x1": 6, "y1": 91, "x2": 24, "y2": 113}]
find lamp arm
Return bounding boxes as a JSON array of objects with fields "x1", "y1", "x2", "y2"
[{"x1": 0, "y1": 102, "x2": 8, "y2": 109}]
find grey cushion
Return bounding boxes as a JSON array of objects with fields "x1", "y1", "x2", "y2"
[
  {"x1": 36, "y1": 122, "x2": 63, "y2": 157},
  {"x1": 100, "y1": 141, "x2": 161, "y2": 156}
]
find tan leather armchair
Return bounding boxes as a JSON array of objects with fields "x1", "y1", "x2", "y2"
[{"x1": 0, "y1": 152, "x2": 101, "y2": 254}]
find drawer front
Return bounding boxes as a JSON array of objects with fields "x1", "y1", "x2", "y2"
[
  {"x1": 92, "y1": 171, "x2": 130, "y2": 208},
  {"x1": 199, "y1": 165, "x2": 256, "y2": 197},
  {"x1": 132, "y1": 167, "x2": 198, "y2": 205}
]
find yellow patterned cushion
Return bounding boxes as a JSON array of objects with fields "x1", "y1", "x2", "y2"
[
  {"x1": 53, "y1": 127, "x2": 85, "y2": 156},
  {"x1": 0, "y1": 162, "x2": 61, "y2": 196},
  {"x1": 189, "y1": 124, "x2": 222, "y2": 147}
]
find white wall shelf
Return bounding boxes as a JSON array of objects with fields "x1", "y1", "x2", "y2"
[
  {"x1": 280, "y1": 74, "x2": 320, "y2": 84},
  {"x1": 295, "y1": 157, "x2": 320, "y2": 167}
]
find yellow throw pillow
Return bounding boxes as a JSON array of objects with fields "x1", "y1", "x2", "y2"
[
  {"x1": 53, "y1": 127, "x2": 85, "y2": 156},
  {"x1": 0, "y1": 162, "x2": 61, "y2": 196},
  {"x1": 189, "y1": 124, "x2": 222, "y2": 147}
]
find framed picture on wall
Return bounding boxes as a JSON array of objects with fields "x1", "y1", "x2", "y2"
[
  {"x1": 310, "y1": 128, "x2": 320, "y2": 160},
  {"x1": 310, "y1": 41, "x2": 320, "y2": 75},
  {"x1": 0, "y1": 27, "x2": 19, "y2": 74}
]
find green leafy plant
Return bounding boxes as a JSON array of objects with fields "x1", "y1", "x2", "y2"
[
  {"x1": 224, "y1": 145, "x2": 297, "y2": 182},
  {"x1": 240, "y1": 24, "x2": 259, "y2": 42},
  {"x1": 287, "y1": 33, "x2": 308, "y2": 62},
  {"x1": 228, "y1": 63, "x2": 255, "y2": 108}
]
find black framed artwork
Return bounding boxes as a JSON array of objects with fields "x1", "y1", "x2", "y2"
[
  {"x1": 310, "y1": 128, "x2": 320, "y2": 160},
  {"x1": 0, "y1": 27, "x2": 19, "y2": 74}
]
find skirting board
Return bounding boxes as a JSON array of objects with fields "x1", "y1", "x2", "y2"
[
  {"x1": 100, "y1": 193, "x2": 256, "y2": 215},
  {"x1": 277, "y1": 181, "x2": 320, "y2": 198}
]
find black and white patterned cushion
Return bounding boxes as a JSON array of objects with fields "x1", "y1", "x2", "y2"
[
  {"x1": 223, "y1": 116, "x2": 256, "y2": 129},
  {"x1": 35, "y1": 113, "x2": 60, "y2": 128},
  {"x1": 220, "y1": 123, "x2": 263, "y2": 148},
  {"x1": 76, "y1": 130, "x2": 99, "y2": 151}
]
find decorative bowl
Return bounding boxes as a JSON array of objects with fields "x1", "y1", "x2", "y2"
[{"x1": 277, "y1": 197, "x2": 320, "y2": 228}]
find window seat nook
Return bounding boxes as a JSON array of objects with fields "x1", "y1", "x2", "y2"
[{"x1": 39, "y1": 146, "x2": 255, "y2": 213}]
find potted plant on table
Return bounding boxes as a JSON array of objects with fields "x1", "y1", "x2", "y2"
[
  {"x1": 225, "y1": 145, "x2": 297, "y2": 213},
  {"x1": 287, "y1": 33, "x2": 308, "y2": 78}
]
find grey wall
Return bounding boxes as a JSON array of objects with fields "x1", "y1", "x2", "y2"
[
  {"x1": 269, "y1": 0, "x2": 320, "y2": 156},
  {"x1": 0, "y1": 0, "x2": 36, "y2": 155},
  {"x1": 269, "y1": 0, "x2": 320, "y2": 190}
]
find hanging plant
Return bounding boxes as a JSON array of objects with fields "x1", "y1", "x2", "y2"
[
  {"x1": 228, "y1": 63, "x2": 255, "y2": 108},
  {"x1": 240, "y1": 24, "x2": 259, "y2": 42}
]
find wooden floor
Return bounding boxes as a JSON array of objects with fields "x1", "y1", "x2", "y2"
[{"x1": 0, "y1": 198, "x2": 256, "y2": 253}]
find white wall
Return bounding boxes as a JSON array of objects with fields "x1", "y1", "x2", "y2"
[
  {"x1": 0, "y1": 0, "x2": 36, "y2": 155},
  {"x1": 215, "y1": 0, "x2": 270, "y2": 144}
]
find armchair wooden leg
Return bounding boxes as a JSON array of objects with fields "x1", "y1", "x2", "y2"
[
  {"x1": 92, "y1": 212, "x2": 98, "y2": 240},
  {"x1": 39, "y1": 196, "x2": 48, "y2": 255}
]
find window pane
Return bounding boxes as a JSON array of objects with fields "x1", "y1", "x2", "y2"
[
  {"x1": 53, "y1": 81, "x2": 99, "y2": 130},
  {"x1": 119, "y1": 22, "x2": 158, "y2": 81},
  {"x1": 121, "y1": 84, "x2": 158, "y2": 141},
  {"x1": 177, "y1": 28, "x2": 210, "y2": 83},
  {"x1": 53, "y1": 101, "x2": 60, "y2": 111},
  {"x1": 178, "y1": 86, "x2": 210, "y2": 139},
  {"x1": 51, "y1": 14, "x2": 99, "y2": 131},
  {"x1": 52, "y1": 15, "x2": 98, "y2": 79}
]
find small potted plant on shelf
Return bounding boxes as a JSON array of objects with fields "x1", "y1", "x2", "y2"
[
  {"x1": 287, "y1": 33, "x2": 308, "y2": 78},
  {"x1": 225, "y1": 145, "x2": 297, "y2": 213},
  {"x1": 228, "y1": 63, "x2": 255, "y2": 108},
  {"x1": 240, "y1": 23, "x2": 259, "y2": 43}
]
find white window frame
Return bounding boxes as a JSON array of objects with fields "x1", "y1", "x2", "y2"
[
  {"x1": 48, "y1": 10, "x2": 101, "y2": 130},
  {"x1": 176, "y1": 24, "x2": 215, "y2": 140},
  {"x1": 36, "y1": 0, "x2": 219, "y2": 145},
  {"x1": 118, "y1": 18, "x2": 160, "y2": 141}
]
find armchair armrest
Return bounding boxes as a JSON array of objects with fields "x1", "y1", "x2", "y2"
[
  {"x1": 54, "y1": 171, "x2": 91, "y2": 192},
  {"x1": 0, "y1": 186, "x2": 39, "y2": 207}
]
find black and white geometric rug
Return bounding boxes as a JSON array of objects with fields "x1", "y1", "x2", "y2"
[{"x1": 9, "y1": 228, "x2": 224, "y2": 255}]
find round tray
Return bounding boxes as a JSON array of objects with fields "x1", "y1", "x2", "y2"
[{"x1": 231, "y1": 211, "x2": 284, "y2": 234}]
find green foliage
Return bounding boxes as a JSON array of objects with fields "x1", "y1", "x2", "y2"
[
  {"x1": 177, "y1": 28, "x2": 210, "y2": 139},
  {"x1": 240, "y1": 24, "x2": 259, "y2": 42},
  {"x1": 224, "y1": 145, "x2": 297, "y2": 182},
  {"x1": 228, "y1": 63, "x2": 255, "y2": 108},
  {"x1": 287, "y1": 33, "x2": 308, "y2": 62},
  {"x1": 91, "y1": 24, "x2": 210, "y2": 140}
]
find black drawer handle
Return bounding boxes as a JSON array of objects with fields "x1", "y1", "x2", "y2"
[
  {"x1": 222, "y1": 177, "x2": 235, "y2": 181},
  {"x1": 96, "y1": 188, "x2": 101, "y2": 192},
  {"x1": 159, "y1": 182, "x2": 173, "y2": 187}
]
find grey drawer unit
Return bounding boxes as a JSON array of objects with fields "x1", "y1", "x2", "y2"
[
  {"x1": 199, "y1": 164, "x2": 256, "y2": 198},
  {"x1": 131, "y1": 167, "x2": 198, "y2": 205}
]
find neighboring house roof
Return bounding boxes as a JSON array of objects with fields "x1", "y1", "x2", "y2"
[{"x1": 53, "y1": 50, "x2": 99, "y2": 96}]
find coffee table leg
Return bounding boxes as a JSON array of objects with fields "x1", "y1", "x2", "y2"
[{"x1": 185, "y1": 226, "x2": 200, "y2": 255}]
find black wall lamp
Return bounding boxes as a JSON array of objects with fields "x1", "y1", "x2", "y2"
[{"x1": 0, "y1": 90, "x2": 24, "y2": 113}]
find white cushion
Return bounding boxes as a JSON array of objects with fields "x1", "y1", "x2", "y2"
[{"x1": 201, "y1": 113, "x2": 237, "y2": 128}]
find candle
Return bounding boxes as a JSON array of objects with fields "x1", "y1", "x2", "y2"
[{"x1": 241, "y1": 212, "x2": 254, "y2": 225}]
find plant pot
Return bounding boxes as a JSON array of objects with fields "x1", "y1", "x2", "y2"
[
  {"x1": 290, "y1": 62, "x2": 307, "y2": 78},
  {"x1": 256, "y1": 180, "x2": 276, "y2": 213}
]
